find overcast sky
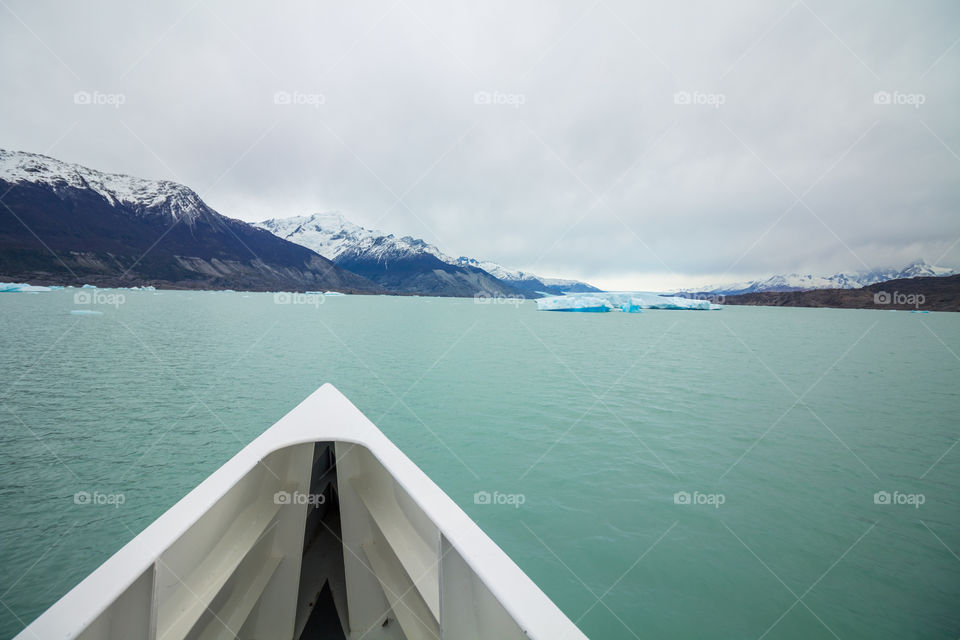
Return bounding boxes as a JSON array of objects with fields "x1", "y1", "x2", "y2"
[{"x1": 1, "y1": 0, "x2": 958, "y2": 290}]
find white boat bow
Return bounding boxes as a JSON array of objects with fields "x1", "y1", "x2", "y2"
[{"x1": 15, "y1": 383, "x2": 588, "y2": 640}]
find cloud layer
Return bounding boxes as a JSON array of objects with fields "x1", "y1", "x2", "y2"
[{"x1": 2, "y1": 0, "x2": 958, "y2": 289}]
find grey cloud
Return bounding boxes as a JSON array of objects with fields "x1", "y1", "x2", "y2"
[{"x1": 2, "y1": 0, "x2": 957, "y2": 290}]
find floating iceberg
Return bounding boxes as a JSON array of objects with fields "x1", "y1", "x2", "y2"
[
  {"x1": 536, "y1": 296, "x2": 614, "y2": 312},
  {"x1": 0, "y1": 282, "x2": 53, "y2": 293},
  {"x1": 537, "y1": 291, "x2": 721, "y2": 312}
]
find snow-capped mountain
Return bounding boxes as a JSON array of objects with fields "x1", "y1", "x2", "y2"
[
  {"x1": 255, "y1": 212, "x2": 519, "y2": 297},
  {"x1": 255, "y1": 212, "x2": 599, "y2": 297},
  {"x1": 452, "y1": 257, "x2": 600, "y2": 296},
  {"x1": 0, "y1": 149, "x2": 215, "y2": 225},
  {"x1": 0, "y1": 149, "x2": 382, "y2": 292},
  {"x1": 255, "y1": 212, "x2": 453, "y2": 264},
  {"x1": 681, "y1": 261, "x2": 956, "y2": 296}
]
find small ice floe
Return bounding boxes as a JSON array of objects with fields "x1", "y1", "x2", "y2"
[{"x1": 0, "y1": 282, "x2": 53, "y2": 293}]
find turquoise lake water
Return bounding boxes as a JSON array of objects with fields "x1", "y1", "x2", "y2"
[{"x1": 0, "y1": 290, "x2": 958, "y2": 639}]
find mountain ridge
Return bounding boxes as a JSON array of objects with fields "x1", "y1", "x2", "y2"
[
  {"x1": 0, "y1": 149, "x2": 383, "y2": 293},
  {"x1": 722, "y1": 273, "x2": 960, "y2": 312},
  {"x1": 678, "y1": 260, "x2": 956, "y2": 296},
  {"x1": 255, "y1": 212, "x2": 600, "y2": 297},
  {"x1": 451, "y1": 256, "x2": 601, "y2": 296}
]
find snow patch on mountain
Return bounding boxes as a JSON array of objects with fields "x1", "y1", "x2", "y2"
[
  {"x1": 256, "y1": 212, "x2": 599, "y2": 293},
  {"x1": 682, "y1": 260, "x2": 956, "y2": 295},
  {"x1": 452, "y1": 257, "x2": 534, "y2": 281},
  {"x1": 255, "y1": 212, "x2": 455, "y2": 263},
  {"x1": 0, "y1": 149, "x2": 214, "y2": 224},
  {"x1": 453, "y1": 257, "x2": 599, "y2": 293}
]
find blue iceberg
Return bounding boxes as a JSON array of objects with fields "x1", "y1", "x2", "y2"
[
  {"x1": 537, "y1": 292, "x2": 721, "y2": 312},
  {"x1": 535, "y1": 296, "x2": 614, "y2": 312},
  {"x1": 0, "y1": 282, "x2": 53, "y2": 293}
]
